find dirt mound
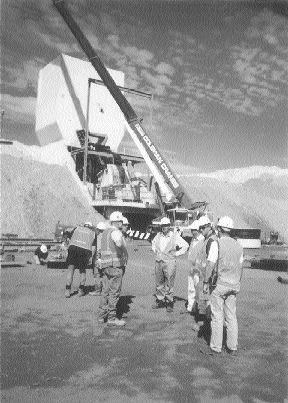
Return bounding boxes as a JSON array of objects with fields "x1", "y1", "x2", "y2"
[
  {"x1": 179, "y1": 173, "x2": 288, "y2": 241},
  {"x1": 1, "y1": 154, "x2": 104, "y2": 238}
]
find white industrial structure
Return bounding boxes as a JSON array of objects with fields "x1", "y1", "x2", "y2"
[
  {"x1": 35, "y1": 54, "x2": 125, "y2": 151},
  {"x1": 35, "y1": 54, "x2": 161, "y2": 230}
]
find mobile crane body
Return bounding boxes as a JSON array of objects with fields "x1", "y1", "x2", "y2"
[{"x1": 53, "y1": 0, "x2": 197, "y2": 210}]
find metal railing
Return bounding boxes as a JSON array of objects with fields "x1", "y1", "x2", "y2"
[{"x1": 86, "y1": 183, "x2": 156, "y2": 204}]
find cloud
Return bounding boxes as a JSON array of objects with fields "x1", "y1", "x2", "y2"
[
  {"x1": 2, "y1": 60, "x2": 43, "y2": 93},
  {"x1": 155, "y1": 62, "x2": 175, "y2": 76},
  {"x1": 246, "y1": 8, "x2": 288, "y2": 52},
  {"x1": 2, "y1": 94, "x2": 36, "y2": 124},
  {"x1": 122, "y1": 46, "x2": 154, "y2": 68},
  {"x1": 141, "y1": 70, "x2": 172, "y2": 96}
]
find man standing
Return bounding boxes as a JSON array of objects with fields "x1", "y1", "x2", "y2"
[
  {"x1": 65, "y1": 222, "x2": 96, "y2": 298},
  {"x1": 98, "y1": 211, "x2": 128, "y2": 327},
  {"x1": 186, "y1": 220, "x2": 205, "y2": 314},
  {"x1": 206, "y1": 216, "x2": 244, "y2": 355},
  {"x1": 197, "y1": 216, "x2": 219, "y2": 315},
  {"x1": 89, "y1": 222, "x2": 107, "y2": 296},
  {"x1": 152, "y1": 217, "x2": 189, "y2": 312}
]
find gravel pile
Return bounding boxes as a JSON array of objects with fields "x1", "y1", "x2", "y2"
[{"x1": 1, "y1": 154, "x2": 104, "y2": 238}]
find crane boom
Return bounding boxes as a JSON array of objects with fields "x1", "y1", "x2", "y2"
[{"x1": 53, "y1": 0, "x2": 194, "y2": 208}]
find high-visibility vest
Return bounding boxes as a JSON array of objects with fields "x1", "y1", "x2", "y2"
[
  {"x1": 100, "y1": 228, "x2": 125, "y2": 268},
  {"x1": 153, "y1": 231, "x2": 177, "y2": 261},
  {"x1": 217, "y1": 237, "x2": 243, "y2": 290},
  {"x1": 69, "y1": 226, "x2": 95, "y2": 251}
]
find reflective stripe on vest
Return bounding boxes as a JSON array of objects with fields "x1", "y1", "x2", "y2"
[
  {"x1": 100, "y1": 228, "x2": 124, "y2": 268},
  {"x1": 70, "y1": 226, "x2": 95, "y2": 251}
]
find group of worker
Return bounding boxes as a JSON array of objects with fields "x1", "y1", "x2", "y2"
[
  {"x1": 157, "y1": 214, "x2": 243, "y2": 356},
  {"x1": 63, "y1": 211, "x2": 244, "y2": 355},
  {"x1": 64, "y1": 212, "x2": 129, "y2": 327}
]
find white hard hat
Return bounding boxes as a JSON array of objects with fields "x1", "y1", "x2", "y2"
[
  {"x1": 218, "y1": 216, "x2": 234, "y2": 229},
  {"x1": 109, "y1": 211, "x2": 123, "y2": 222},
  {"x1": 96, "y1": 222, "x2": 106, "y2": 230},
  {"x1": 122, "y1": 216, "x2": 129, "y2": 225},
  {"x1": 198, "y1": 215, "x2": 211, "y2": 227},
  {"x1": 160, "y1": 217, "x2": 171, "y2": 226},
  {"x1": 84, "y1": 221, "x2": 93, "y2": 228},
  {"x1": 40, "y1": 244, "x2": 48, "y2": 253},
  {"x1": 189, "y1": 220, "x2": 199, "y2": 231}
]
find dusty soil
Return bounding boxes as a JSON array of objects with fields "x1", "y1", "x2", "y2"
[
  {"x1": 1, "y1": 154, "x2": 103, "y2": 238},
  {"x1": 1, "y1": 241, "x2": 287, "y2": 403}
]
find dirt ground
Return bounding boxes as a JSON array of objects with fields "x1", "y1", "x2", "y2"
[{"x1": 1, "y1": 241, "x2": 287, "y2": 403}]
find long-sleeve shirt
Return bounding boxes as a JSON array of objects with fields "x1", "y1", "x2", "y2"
[{"x1": 152, "y1": 230, "x2": 189, "y2": 261}]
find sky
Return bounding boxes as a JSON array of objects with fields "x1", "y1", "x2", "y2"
[{"x1": 1, "y1": 0, "x2": 288, "y2": 171}]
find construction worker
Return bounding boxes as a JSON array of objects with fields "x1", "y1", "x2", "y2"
[
  {"x1": 34, "y1": 244, "x2": 49, "y2": 265},
  {"x1": 197, "y1": 215, "x2": 219, "y2": 316},
  {"x1": 185, "y1": 220, "x2": 205, "y2": 315},
  {"x1": 206, "y1": 216, "x2": 244, "y2": 355},
  {"x1": 89, "y1": 222, "x2": 107, "y2": 296},
  {"x1": 98, "y1": 211, "x2": 128, "y2": 326},
  {"x1": 121, "y1": 216, "x2": 130, "y2": 237},
  {"x1": 65, "y1": 222, "x2": 97, "y2": 298},
  {"x1": 120, "y1": 216, "x2": 130, "y2": 276},
  {"x1": 151, "y1": 217, "x2": 189, "y2": 312}
]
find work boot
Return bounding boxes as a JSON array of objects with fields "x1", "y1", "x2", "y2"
[
  {"x1": 98, "y1": 318, "x2": 105, "y2": 324},
  {"x1": 107, "y1": 318, "x2": 126, "y2": 327},
  {"x1": 65, "y1": 289, "x2": 71, "y2": 298},
  {"x1": 152, "y1": 299, "x2": 166, "y2": 309},
  {"x1": 226, "y1": 348, "x2": 238, "y2": 356},
  {"x1": 166, "y1": 301, "x2": 174, "y2": 313},
  {"x1": 89, "y1": 290, "x2": 101, "y2": 296},
  {"x1": 191, "y1": 322, "x2": 200, "y2": 332},
  {"x1": 78, "y1": 287, "x2": 85, "y2": 297},
  {"x1": 200, "y1": 347, "x2": 221, "y2": 356}
]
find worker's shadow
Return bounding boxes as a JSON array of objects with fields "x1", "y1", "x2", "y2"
[
  {"x1": 116, "y1": 295, "x2": 135, "y2": 318},
  {"x1": 195, "y1": 313, "x2": 211, "y2": 344}
]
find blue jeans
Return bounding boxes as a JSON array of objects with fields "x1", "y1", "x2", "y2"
[
  {"x1": 210, "y1": 284, "x2": 238, "y2": 352},
  {"x1": 155, "y1": 260, "x2": 176, "y2": 303},
  {"x1": 98, "y1": 267, "x2": 124, "y2": 320}
]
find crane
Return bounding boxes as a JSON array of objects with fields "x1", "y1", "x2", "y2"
[{"x1": 52, "y1": 0, "x2": 196, "y2": 208}]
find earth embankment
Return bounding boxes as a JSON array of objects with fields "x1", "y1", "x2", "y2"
[{"x1": 1, "y1": 154, "x2": 103, "y2": 238}]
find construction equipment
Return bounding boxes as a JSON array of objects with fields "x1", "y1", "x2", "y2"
[
  {"x1": 53, "y1": 0, "x2": 210, "y2": 244},
  {"x1": 53, "y1": 0, "x2": 196, "y2": 210}
]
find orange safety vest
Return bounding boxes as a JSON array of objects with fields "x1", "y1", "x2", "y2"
[
  {"x1": 69, "y1": 226, "x2": 95, "y2": 251},
  {"x1": 100, "y1": 228, "x2": 125, "y2": 268}
]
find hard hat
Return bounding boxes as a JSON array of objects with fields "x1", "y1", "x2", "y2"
[
  {"x1": 40, "y1": 244, "x2": 48, "y2": 253},
  {"x1": 109, "y1": 211, "x2": 123, "y2": 222},
  {"x1": 160, "y1": 217, "x2": 171, "y2": 226},
  {"x1": 218, "y1": 216, "x2": 234, "y2": 229},
  {"x1": 198, "y1": 215, "x2": 211, "y2": 227},
  {"x1": 96, "y1": 222, "x2": 106, "y2": 230},
  {"x1": 122, "y1": 216, "x2": 129, "y2": 225},
  {"x1": 84, "y1": 222, "x2": 93, "y2": 228},
  {"x1": 189, "y1": 220, "x2": 199, "y2": 231}
]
